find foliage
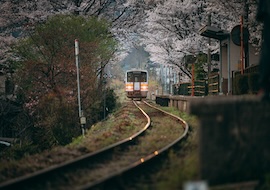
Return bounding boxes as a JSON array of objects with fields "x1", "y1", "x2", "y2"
[
  {"x1": 87, "y1": 87, "x2": 117, "y2": 125},
  {"x1": 11, "y1": 14, "x2": 117, "y2": 150},
  {"x1": 104, "y1": 88, "x2": 117, "y2": 115},
  {"x1": 0, "y1": 100, "x2": 34, "y2": 151},
  {"x1": 1, "y1": 143, "x2": 39, "y2": 160},
  {"x1": 139, "y1": 0, "x2": 260, "y2": 82},
  {"x1": 195, "y1": 53, "x2": 208, "y2": 80},
  {"x1": 32, "y1": 94, "x2": 80, "y2": 148}
]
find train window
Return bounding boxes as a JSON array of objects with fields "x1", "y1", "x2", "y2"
[
  {"x1": 141, "y1": 72, "x2": 147, "y2": 82},
  {"x1": 127, "y1": 72, "x2": 133, "y2": 82},
  {"x1": 127, "y1": 71, "x2": 147, "y2": 82}
]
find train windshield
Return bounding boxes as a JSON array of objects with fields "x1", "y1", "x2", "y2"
[
  {"x1": 141, "y1": 72, "x2": 147, "y2": 82},
  {"x1": 127, "y1": 71, "x2": 147, "y2": 82}
]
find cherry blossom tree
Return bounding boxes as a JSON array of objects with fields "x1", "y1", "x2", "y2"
[{"x1": 136, "y1": 0, "x2": 260, "y2": 80}]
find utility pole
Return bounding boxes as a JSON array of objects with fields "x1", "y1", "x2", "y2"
[
  {"x1": 191, "y1": 63, "x2": 195, "y2": 96},
  {"x1": 164, "y1": 65, "x2": 167, "y2": 94},
  {"x1": 207, "y1": 14, "x2": 212, "y2": 75},
  {"x1": 244, "y1": 0, "x2": 249, "y2": 68},
  {"x1": 75, "y1": 39, "x2": 86, "y2": 136},
  {"x1": 240, "y1": 16, "x2": 244, "y2": 74},
  {"x1": 103, "y1": 73, "x2": 107, "y2": 120}
]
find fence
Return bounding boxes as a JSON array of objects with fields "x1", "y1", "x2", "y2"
[
  {"x1": 233, "y1": 64, "x2": 259, "y2": 95},
  {"x1": 208, "y1": 72, "x2": 219, "y2": 95},
  {"x1": 174, "y1": 80, "x2": 207, "y2": 96},
  {"x1": 173, "y1": 64, "x2": 259, "y2": 96}
]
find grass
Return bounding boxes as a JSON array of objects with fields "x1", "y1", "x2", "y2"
[
  {"x1": 156, "y1": 116, "x2": 199, "y2": 189},
  {"x1": 70, "y1": 100, "x2": 146, "y2": 151}
]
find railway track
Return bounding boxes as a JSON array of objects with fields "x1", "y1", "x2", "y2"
[{"x1": 0, "y1": 100, "x2": 189, "y2": 190}]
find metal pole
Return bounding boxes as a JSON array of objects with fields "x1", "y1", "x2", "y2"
[
  {"x1": 103, "y1": 74, "x2": 107, "y2": 120},
  {"x1": 240, "y1": 16, "x2": 244, "y2": 74},
  {"x1": 75, "y1": 39, "x2": 85, "y2": 136},
  {"x1": 169, "y1": 66, "x2": 172, "y2": 94},
  {"x1": 219, "y1": 40, "x2": 223, "y2": 94},
  {"x1": 244, "y1": 0, "x2": 249, "y2": 68},
  {"x1": 191, "y1": 63, "x2": 195, "y2": 96},
  {"x1": 164, "y1": 66, "x2": 167, "y2": 94},
  {"x1": 207, "y1": 14, "x2": 212, "y2": 75},
  {"x1": 227, "y1": 37, "x2": 231, "y2": 95},
  {"x1": 103, "y1": 89, "x2": 106, "y2": 119}
]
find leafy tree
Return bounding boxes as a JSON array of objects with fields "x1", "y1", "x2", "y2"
[
  {"x1": 12, "y1": 14, "x2": 117, "y2": 149},
  {"x1": 138, "y1": 0, "x2": 260, "y2": 81}
]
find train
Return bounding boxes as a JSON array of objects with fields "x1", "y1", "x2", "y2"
[{"x1": 125, "y1": 69, "x2": 148, "y2": 99}]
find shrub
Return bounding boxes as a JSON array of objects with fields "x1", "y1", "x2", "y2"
[
  {"x1": 31, "y1": 93, "x2": 80, "y2": 150},
  {"x1": 87, "y1": 87, "x2": 117, "y2": 126}
]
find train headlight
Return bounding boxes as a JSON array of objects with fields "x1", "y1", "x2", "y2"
[
  {"x1": 141, "y1": 85, "x2": 148, "y2": 91},
  {"x1": 126, "y1": 84, "x2": 133, "y2": 91}
]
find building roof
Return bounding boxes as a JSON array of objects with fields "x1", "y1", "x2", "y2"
[{"x1": 199, "y1": 25, "x2": 230, "y2": 41}]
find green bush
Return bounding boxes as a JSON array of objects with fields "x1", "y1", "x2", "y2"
[
  {"x1": 31, "y1": 94, "x2": 80, "y2": 150},
  {"x1": 52, "y1": 106, "x2": 80, "y2": 145},
  {"x1": 87, "y1": 87, "x2": 117, "y2": 125},
  {"x1": 1, "y1": 143, "x2": 39, "y2": 160}
]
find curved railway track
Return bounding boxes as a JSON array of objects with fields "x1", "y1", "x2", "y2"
[{"x1": 0, "y1": 100, "x2": 189, "y2": 190}]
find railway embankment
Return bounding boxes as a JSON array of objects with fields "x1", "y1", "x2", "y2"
[{"x1": 157, "y1": 95, "x2": 270, "y2": 187}]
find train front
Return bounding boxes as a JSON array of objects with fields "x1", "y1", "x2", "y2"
[{"x1": 125, "y1": 70, "x2": 148, "y2": 99}]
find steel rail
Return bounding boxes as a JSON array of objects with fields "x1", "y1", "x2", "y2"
[
  {"x1": 79, "y1": 100, "x2": 189, "y2": 189},
  {"x1": 0, "y1": 101, "x2": 151, "y2": 190}
]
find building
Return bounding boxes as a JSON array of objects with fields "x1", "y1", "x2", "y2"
[{"x1": 199, "y1": 25, "x2": 260, "y2": 95}]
